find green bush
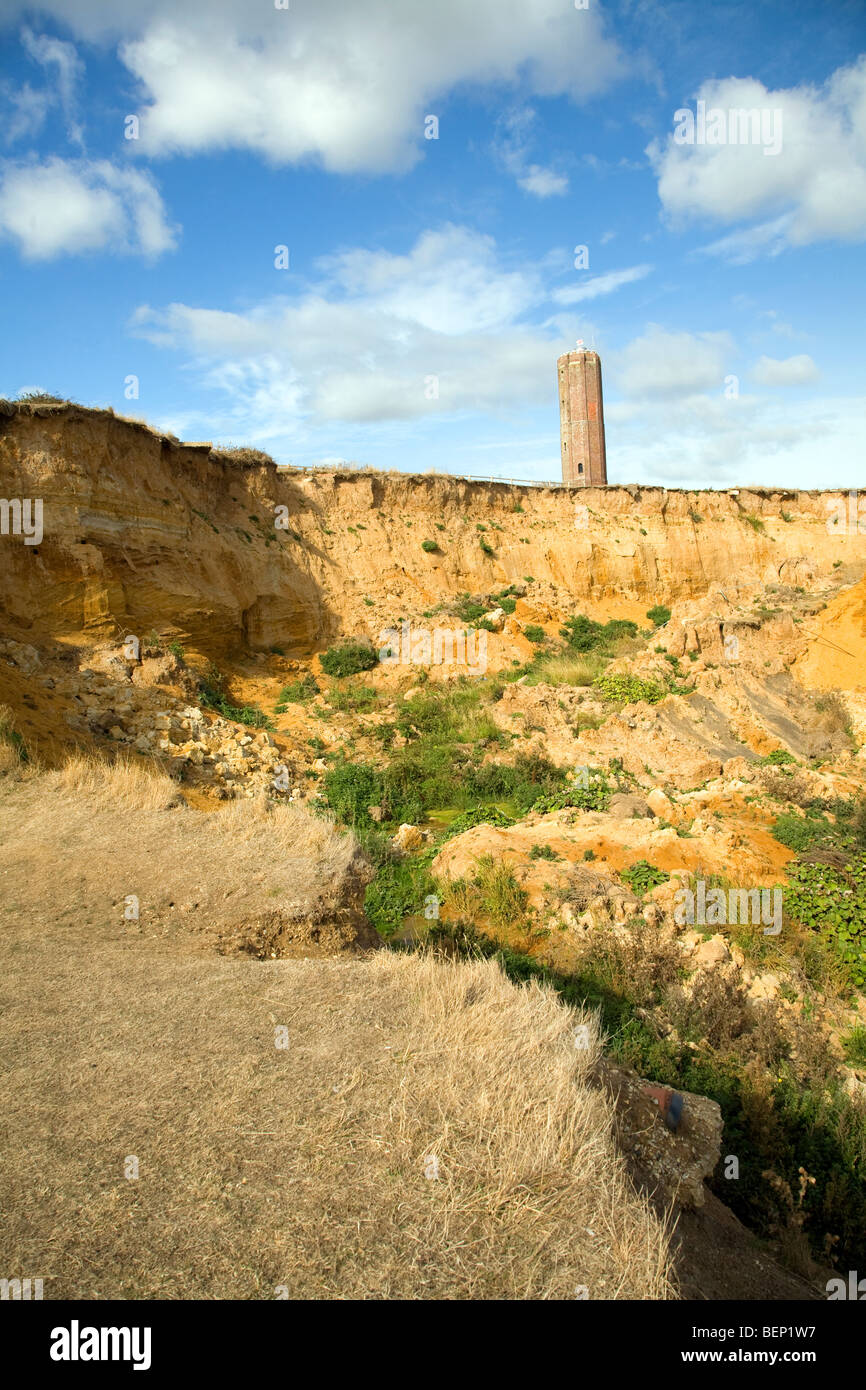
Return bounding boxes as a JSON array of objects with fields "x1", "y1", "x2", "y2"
[
  {"x1": 276, "y1": 674, "x2": 319, "y2": 706},
  {"x1": 758, "y1": 749, "x2": 797, "y2": 766},
  {"x1": 443, "y1": 806, "x2": 515, "y2": 839},
  {"x1": 421, "y1": 539, "x2": 439, "y2": 553},
  {"x1": 326, "y1": 682, "x2": 379, "y2": 713},
  {"x1": 321, "y1": 760, "x2": 382, "y2": 828},
  {"x1": 593, "y1": 673, "x2": 664, "y2": 705},
  {"x1": 319, "y1": 639, "x2": 378, "y2": 678},
  {"x1": 646, "y1": 605, "x2": 672, "y2": 627},
  {"x1": 453, "y1": 593, "x2": 487, "y2": 623},
  {"x1": 620, "y1": 860, "x2": 669, "y2": 896},
  {"x1": 364, "y1": 848, "x2": 437, "y2": 937},
  {"x1": 772, "y1": 811, "x2": 835, "y2": 852},
  {"x1": 784, "y1": 856, "x2": 866, "y2": 989},
  {"x1": 843, "y1": 1026, "x2": 866, "y2": 1067},
  {"x1": 561, "y1": 614, "x2": 638, "y2": 653},
  {"x1": 531, "y1": 767, "x2": 612, "y2": 815},
  {"x1": 522, "y1": 624, "x2": 546, "y2": 644}
]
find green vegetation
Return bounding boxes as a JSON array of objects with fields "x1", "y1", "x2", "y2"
[
  {"x1": 452, "y1": 593, "x2": 487, "y2": 623},
  {"x1": 785, "y1": 857, "x2": 866, "y2": 990},
  {"x1": 531, "y1": 767, "x2": 613, "y2": 815},
  {"x1": 326, "y1": 681, "x2": 380, "y2": 713},
  {"x1": 620, "y1": 859, "x2": 669, "y2": 897},
  {"x1": 419, "y1": 920, "x2": 866, "y2": 1270},
  {"x1": 421, "y1": 539, "x2": 439, "y2": 553},
  {"x1": 319, "y1": 681, "x2": 582, "y2": 833},
  {"x1": 842, "y1": 1026, "x2": 866, "y2": 1067},
  {"x1": 646, "y1": 605, "x2": 672, "y2": 627},
  {"x1": 522, "y1": 624, "x2": 546, "y2": 645},
  {"x1": 758, "y1": 749, "x2": 797, "y2": 766},
  {"x1": 560, "y1": 613, "x2": 638, "y2": 654},
  {"x1": 198, "y1": 666, "x2": 273, "y2": 729},
  {"x1": 442, "y1": 806, "x2": 515, "y2": 838},
  {"x1": 529, "y1": 843, "x2": 560, "y2": 861},
  {"x1": 771, "y1": 797, "x2": 866, "y2": 990},
  {"x1": 321, "y1": 761, "x2": 381, "y2": 828},
  {"x1": 445, "y1": 856, "x2": 530, "y2": 933},
  {"x1": 593, "y1": 673, "x2": 665, "y2": 705},
  {"x1": 319, "y1": 639, "x2": 378, "y2": 678},
  {"x1": 479, "y1": 538, "x2": 495, "y2": 557},
  {"x1": 742, "y1": 512, "x2": 766, "y2": 534},
  {"x1": 275, "y1": 674, "x2": 319, "y2": 708},
  {"x1": 0, "y1": 707, "x2": 27, "y2": 763},
  {"x1": 363, "y1": 843, "x2": 437, "y2": 938}
]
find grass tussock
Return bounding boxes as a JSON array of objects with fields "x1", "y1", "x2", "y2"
[
  {"x1": 0, "y1": 703, "x2": 28, "y2": 774},
  {"x1": 348, "y1": 950, "x2": 675, "y2": 1299},
  {"x1": 445, "y1": 855, "x2": 531, "y2": 933},
  {"x1": 215, "y1": 792, "x2": 356, "y2": 873},
  {"x1": 0, "y1": 921, "x2": 674, "y2": 1298},
  {"x1": 530, "y1": 651, "x2": 607, "y2": 687},
  {"x1": 47, "y1": 752, "x2": 179, "y2": 811}
]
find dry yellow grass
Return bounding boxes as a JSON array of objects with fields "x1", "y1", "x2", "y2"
[
  {"x1": 45, "y1": 754, "x2": 357, "y2": 878},
  {"x1": 0, "y1": 759, "x2": 672, "y2": 1298},
  {"x1": 534, "y1": 652, "x2": 607, "y2": 686},
  {"x1": 0, "y1": 881, "x2": 674, "y2": 1298},
  {"x1": 0, "y1": 702, "x2": 27, "y2": 774},
  {"x1": 47, "y1": 750, "x2": 180, "y2": 811}
]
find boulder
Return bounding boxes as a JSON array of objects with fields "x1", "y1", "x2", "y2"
[{"x1": 393, "y1": 823, "x2": 424, "y2": 852}]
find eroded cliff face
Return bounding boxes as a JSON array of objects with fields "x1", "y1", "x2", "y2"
[{"x1": 2, "y1": 401, "x2": 864, "y2": 660}]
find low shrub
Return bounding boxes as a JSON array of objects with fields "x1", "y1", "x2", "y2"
[
  {"x1": 593, "y1": 673, "x2": 664, "y2": 705},
  {"x1": 620, "y1": 859, "x2": 669, "y2": 896},
  {"x1": 646, "y1": 605, "x2": 672, "y2": 627},
  {"x1": 319, "y1": 639, "x2": 378, "y2": 678},
  {"x1": 561, "y1": 614, "x2": 638, "y2": 654},
  {"x1": 276, "y1": 674, "x2": 319, "y2": 706}
]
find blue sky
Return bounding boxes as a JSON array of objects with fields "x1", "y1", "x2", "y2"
[{"x1": 0, "y1": 0, "x2": 864, "y2": 488}]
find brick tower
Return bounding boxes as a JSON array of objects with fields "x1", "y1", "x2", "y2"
[{"x1": 558, "y1": 343, "x2": 607, "y2": 487}]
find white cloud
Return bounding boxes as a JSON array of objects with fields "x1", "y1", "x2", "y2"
[
  {"x1": 0, "y1": 157, "x2": 178, "y2": 260},
  {"x1": 751, "y1": 353, "x2": 819, "y2": 386},
  {"x1": 494, "y1": 106, "x2": 569, "y2": 197},
  {"x1": 553, "y1": 264, "x2": 652, "y2": 305},
  {"x1": 647, "y1": 58, "x2": 866, "y2": 254},
  {"x1": 609, "y1": 392, "x2": 866, "y2": 490},
  {"x1": 321, "y1": 225, "x2": 540, "y2": 333},
  {"x1": 20, "y1": 27, "x2": 84, "y2": 147},
  {"x1": 129, "y1": 226, "x2": 571, "y2": 435},
  {"x1": 610, "y1": 325, "x2": 733, "y2": 398},
  {"x1": 2, "y1": 0, "x2": 623, "y2": 174},
  {"x1": 0, "y1": 81, "x2": 50, "y2": 144},
  {"x1": 517, "y1": 165, "x2": 569, "y2": 198}
]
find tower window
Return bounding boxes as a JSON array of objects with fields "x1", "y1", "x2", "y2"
[{"x1": 577, "y1": 462, "x2": 583, "y2": 474}]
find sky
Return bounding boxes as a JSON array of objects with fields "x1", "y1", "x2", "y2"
[{"x1": 0, "y1": 0, "x2": 864, "y2": 489}]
